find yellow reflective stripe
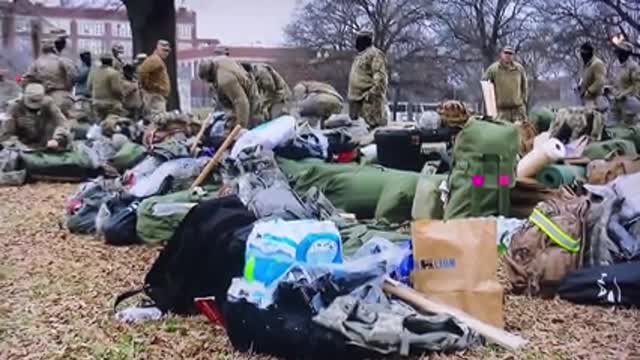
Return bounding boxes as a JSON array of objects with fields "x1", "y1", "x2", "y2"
[{"x1": 529, "y1": 209, "x2": 580, "y2": 253}]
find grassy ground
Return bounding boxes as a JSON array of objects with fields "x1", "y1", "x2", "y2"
[{"x1": 1, "y1": 183, "x2": 639, "y2": 360}]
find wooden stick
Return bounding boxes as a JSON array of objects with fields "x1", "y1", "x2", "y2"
[
  {"x1": 190, "y1": 113, "x2": 213, "y2": 156},
  {"x1": 190, "y1": 125, "x2": 242, "y2": 189},
  {"x1": 383, "y1": 278, "x2": 527, "y2": 352}
]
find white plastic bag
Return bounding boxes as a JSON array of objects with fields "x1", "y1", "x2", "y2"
[{"x1": 230, "y1": 115, "x2": 296, "y2": 158}]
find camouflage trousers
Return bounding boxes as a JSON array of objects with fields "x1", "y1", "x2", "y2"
[
  {"x1": 71, "y1": 96, "x2": 94, "y2": 124},
  {"x1": 262, "y1": 98, "x2": 289, "y2": 121},
  {"x1": 92, "y1": 100, "x2": 127, "y2": 123},
  {"x1": 0, "y1": 148, "x2": 26, "y2": 186},
  {"x1": 497, "y1": 105, "x2": 527, "y2": 123},
  {"x1": 350, "y1": 96, "x2": 388, "y2": 129},
  {"x1": 49, "y1": 90, "x2": 74, "y2": 119},
  {"x1": 613, "y1": 95, "x2": 640, "y2": 125},
  {"x1": 298, "y1": 93, "x2": 343, "y2": 120},
  {"x1": 142, "y1": 91, "x2": 167, "y2": 119},
  {"x1": 583, "y1": 95, "x2": 609, "y2": 113}
]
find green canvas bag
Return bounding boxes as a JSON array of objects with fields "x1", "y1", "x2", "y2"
[
  {"x1": 109, "y1": 142, "x2": 146, "y2": 172},
  {"x1": 605, "y1": 125, "x2": 640, "y2": 153},
  {"x1": 583, "y1": 139, "x2": 637, "y2": 160},
  {"x1": 444, "y1": 116, "x2": 519, "y2": 219}
]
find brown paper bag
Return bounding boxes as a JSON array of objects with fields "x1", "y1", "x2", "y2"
[{"x1": 411, "y1": 218, "x2": 504, "y2": 328}]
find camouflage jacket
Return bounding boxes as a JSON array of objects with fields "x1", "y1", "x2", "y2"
[
  {"x1": 348, "y1": 46, "x2": 388, "y2": 102},
  {"x1": 253, "y1": 64, "x2": 291, "y2": 103},
  {"x1": 483, "y1": 61, "x2": 528, "y2": 108},
  {"x1": 23, "y1": 53, "x2": 76, "y2": 93},
  {"x1": 211, "y1": 56, "x2": 262, "y2": 128},
  {"x1": 616, "y1": 59, "x2": 640, "y2": 99},
  {"x1": 122, "y1": 78, "x2": 142, "y2": 110},
  {"x1": 89, "y1": 65, "x2": 124, "y2": 104},
  {"x1": 0, "y1": 80, "x2": 21, "y2": 112},
  {"x1": 1, "y1": 97, "x2": 71, "y2": 149},
  {"x1": 296, "y1": 81, "x2": 343, "y2": 102},
  {"x1": 139, "y1": 54, "x2": 170, "y2": 98},
  {"x1": 549, "y1": 107, "x2": 604, "y2": 142},
  {"x1": 580, "y1": 56, "x2": 607, "y2": 100}
]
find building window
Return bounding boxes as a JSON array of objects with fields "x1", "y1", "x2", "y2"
[
  {"x1": 177, "y1": 23, "x2": 192, "y2": 40},
  {"x1": 78, "y1": 38, "x2": 105, "y2": 55},
  {"x1": 178, "y1": 42, "x2": 193, "y2": 51},
  {"x1": 48, "y1": 18, "x2": 71, "y2": 34},
  {"x1": 78, "y1": 20, "x2": 105, "y2": 36},
  {"x1": 122, "y1": 42, "x2": 133, "y2": 59},
  {"x1": 114, "y1": 22, "x2": 131, "y2": 38}
]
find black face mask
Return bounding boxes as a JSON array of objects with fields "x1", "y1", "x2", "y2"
[
  {"x1": 580, "y1": 50, "x2": 593, "y2": 64},
  {"x1": 355, "y1": 36, "x2": 372, "y2": 52},
  {"x1": 615, "y1": 49, "x2": 631, "y2": 63},
  {"x1": 54, "y1": 39, "x2": 66, "y2": 53}
]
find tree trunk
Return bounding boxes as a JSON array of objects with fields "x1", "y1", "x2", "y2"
[{"x1": 123, "y1": 0, "x2": 180, "y2": 110}]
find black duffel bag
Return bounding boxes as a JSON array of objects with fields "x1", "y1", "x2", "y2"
[
  {"x1": 100, "y1": 195, "x2": 142, "y2": 246},
  {"x1": 558, "y1": 261, "x2": 640, "y2": 306}
]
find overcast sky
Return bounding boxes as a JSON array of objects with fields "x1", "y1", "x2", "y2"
[{"x1": 186, "y1": 0, "x2": 299, "y2": 46}]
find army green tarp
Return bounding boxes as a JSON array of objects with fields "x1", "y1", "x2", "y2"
[{"x1": 278, "y1": 157, "x2": 419, "y2": 223}]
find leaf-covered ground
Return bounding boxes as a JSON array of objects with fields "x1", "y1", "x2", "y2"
[{"x1": 1, "y1": 183, "x2": 639, "y2": 360}]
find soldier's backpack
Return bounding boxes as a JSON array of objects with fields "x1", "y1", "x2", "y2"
[
  {"x1": 444, "y1": 116, "x2": 519, "y2": 219},
  {"x1": 583, "y1": 139, "x2": 637, "y2": 160},
  {"x1": 505, "y1": 192, "x2": 591, "y2": 297},
  {"x1": 604, "y1": 125, "x2": 640, "y2": 153}
]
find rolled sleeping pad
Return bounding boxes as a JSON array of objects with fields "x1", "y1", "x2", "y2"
[{"x1": 536, "y1": 164, "x2": 586, "y2": 188}]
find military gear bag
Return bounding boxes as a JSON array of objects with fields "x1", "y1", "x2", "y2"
[
  {"x1": 549, "y1": 107, "x2": 604, "y2": 143},
  {"x1": 505, "y1": 193, "x2": 590, "y2": 297},
  {"x1": 374, "y1": 126, "x2": 456, "y2": 172},
  {"x1": 604, "y1": 125, "x2": 640, "y2": 153},
  {"x1": 437, "y1": 100, "x2": 469, "y2": 128},
  {"x1": 444, "y1": 116, "x2": 519, "y2": 219},
  {"x1": 559, "y1": 261, "x2": 640, "y2": 306},
  {"x1": 583, "y1": 139, "x2": 637, "y2": 160},
  {"x1": 587, "y1": 156, "x2": 640, "y2": 185}
]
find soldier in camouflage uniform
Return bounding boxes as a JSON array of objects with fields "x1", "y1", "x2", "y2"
[
  {"x1": 122, "y1": 63, "x2": 143, "y2": 120},
  {"x1": 549, "y1": 107, "x2": 604, "y2": 143},
  {"x1": 0, "y1": 68, "x2": 21, "y2": 112},
  {"x1": 293, "y1": 80, "x2": 343, "y2": 126},
  {"x1": 483, "y1": 46, "x2": 528, "y2": 123},
  {"x1": 198, "y1": 56, "x2": 264, "y2": 133},
  {"x1": 88, "y1": 53, "x2": 127, "y2": 122},
  {"x1": 112, "y1": 43, "x2": 126, "y2": 74},
  {"x1": 23, "y1": 38, "x2": 77, "y2": 118},
  {"x1": 1, "y1": 83, "x2": 71, "y2": 149},
  {"x1": 249, "y1": 63, "x2": 291, "y2": 120},
  {"x1": 138, "y1": 40, "x2": 171, "y2": 119},
  {"x1": 348, "y1": 30, "x2": 389, "y2": 128},
  {"x1": 578, "y1": 42, "x2": 608, "y2": 111},
  {"x1": 612, "y1": 41, "x2": 640, "y2": 125}
]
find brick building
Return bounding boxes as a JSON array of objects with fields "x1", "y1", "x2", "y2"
[{"x1": 0, "y1": 0, "x2": 218, "y2": 63}]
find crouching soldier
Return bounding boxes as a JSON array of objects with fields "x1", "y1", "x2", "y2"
[
  {"x1": 0, "y1": 84, "x2": 71, "y2": 185},
  {"x1": 250, "y1": 63, "x2": 291, "y2": 120},
  {"x1": 292, "y1": 81, "x2": 343, "y2": 127},
  {"x1": 89, "y1": 53, "x2": 127, "y2": 122}
]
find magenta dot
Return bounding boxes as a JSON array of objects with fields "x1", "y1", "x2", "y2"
[
  {"x1": 499, "y1": 175, "x2": 511, "y2": 187},
  {"x1": 472, "y1": 176, "x2": 485, "y2": 187}
]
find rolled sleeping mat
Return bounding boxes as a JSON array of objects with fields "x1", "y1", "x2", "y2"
[{"x1": 536, "y1": 164, "x2": 586, "y2": 188}]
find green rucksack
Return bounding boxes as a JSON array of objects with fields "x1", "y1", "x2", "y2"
[
  {"x1": 136, "y1": 185, "x2": 219, "y2": 245},
  {"x1": 583, "y1": 139, "x2": 637, "y2": 160},
  {"x1": 529, "y1": 108, "x2": 555, "y2": 133},
  {"x1": 109, "y1": 142, "x2": 146, "y2": 172},
  {"x1": 19, "y1": 142, "x2": 98, "y2": 180},
  {"x1": 444, "y1": 116, "x2": 519, "y2": 220}
]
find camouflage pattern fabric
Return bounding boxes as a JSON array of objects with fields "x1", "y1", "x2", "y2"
[
  {"x1": 483, "y1": 61, "x2": 528, "y2": 111},
  {"x1": 348, "y1": 46, "x2": 388, "y2": 128},
  {"x1": 613, "y1": 59, "x2": 640, "y2": 125},
  {"x1": 549, "y1": 107, "x2": 604, "y2": 142},
  {"x1": 0, "y1": 80, "x2": 21, "y2": 112},
  {"x1": 1, "y1": 97, "x2": 71, "y2": 149},
  {"x1": 497, "y1": 105, "x2": 527, "y2": 123}
]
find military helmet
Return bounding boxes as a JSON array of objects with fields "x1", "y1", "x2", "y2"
[
  {"x1": 437, "y1": 100, "x2": 469, "y2": 128},
  {"x1": 23, "y1": 83, "x2": 46, "y2": 110}
]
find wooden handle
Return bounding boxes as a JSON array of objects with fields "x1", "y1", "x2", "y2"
[
  {"x1": 191, "y1": 125, "x2": 242, "y2": 189},
  {"x1": 190, "y1": 115, "x2": 212, "y2": 156},
  {"x1": 383, "y1": 278, "x2": 527, "y2": 352}
]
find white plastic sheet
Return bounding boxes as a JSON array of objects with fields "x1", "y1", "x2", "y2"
[{"x1": 230, "y1": 115, "x2": 297, "y2": 158}]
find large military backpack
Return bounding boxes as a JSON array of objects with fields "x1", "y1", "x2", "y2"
[
  {"x1": 444, "y1": 116, "x2": 519, "y2": 219},
  {"x1": 505, "y1": 192, "x2": 590, "y2": 297}
]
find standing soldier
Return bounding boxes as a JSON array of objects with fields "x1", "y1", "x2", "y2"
[
  {"x1": 1, "y1": 83, "x2": 70, "y2": 150},
  {"x1": 0, "y1": 68, "x2": 21, "y2": 112},
  {"x1": 22, "y1": 38, "x2": 76, "y2": 118},
  {"x1": 250, "y1": 63, "x2": 291, "y2": 120},
  {"x1": 73, "y1": 50, "x2": 93, "y2": 123},
  {"x1": 88, "y1": 53, "x2": 126, "y2": 121},
  {"x1": 122, "y1": 63, "x2": 143, "y2": 120},
  {"x1": 138, "y1": 40, "x2": 171, "y2": 118},
  {"x1": 579, "y1": 42, "x2": 608, "y2": 111},
  {"x1": 348, "y1": 30, "x2": 389, "y2": 129},
  {"x1": 292, "y1": 80, "x2": 343, "y2": 126},
  {"x1": 483, "y1": 46, "x2": 529, "y2": 122},
  {"x1": 112, "y1": 43, "x2": 126, "y2": 74},
  {"x1": 198, "y1": 56, "x2": 263, "y2": 134},
  {"x1": 612, "y1": 40, "x2": 640, "y2": 125}
]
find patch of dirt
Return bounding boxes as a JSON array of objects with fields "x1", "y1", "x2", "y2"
[{"x1": 0, "y1": 183, "x2": 639, "y2": 360}]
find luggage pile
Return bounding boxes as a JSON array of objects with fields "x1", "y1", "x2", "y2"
[{"x1": 55, "y1": 100, "x2": 640, "y2": 358}]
